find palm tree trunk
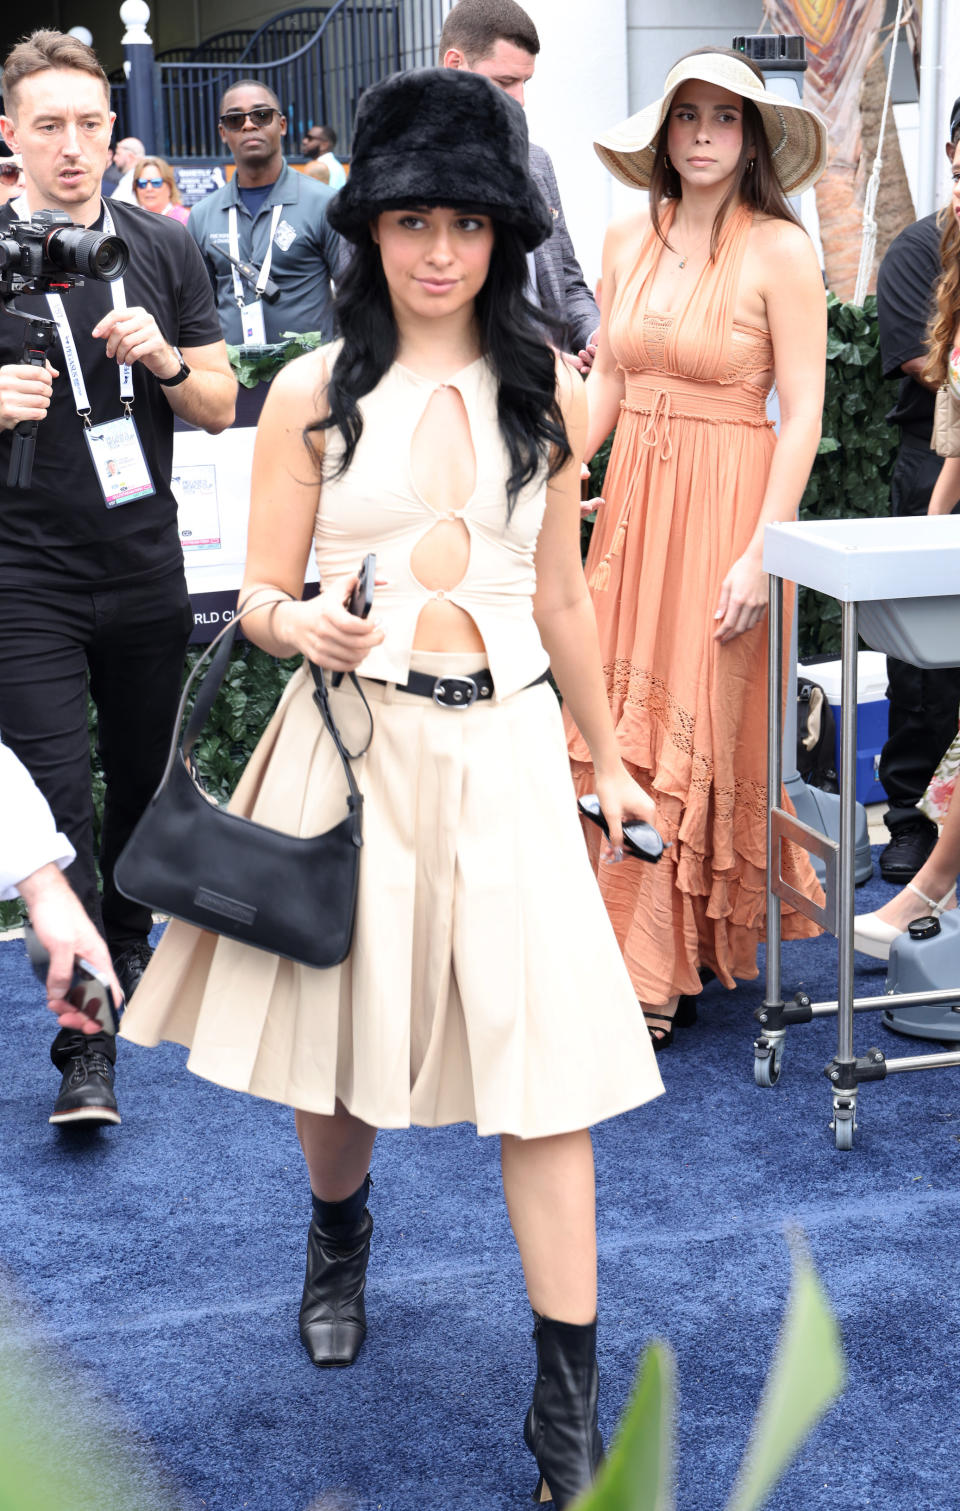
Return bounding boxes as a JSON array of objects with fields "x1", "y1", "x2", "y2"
[
  {"x1": 859, "y1": 52, "x2": 916, "y2": 293},
  {"x1": 762, "y1": 0, "x2": 899, "y2": 299}
]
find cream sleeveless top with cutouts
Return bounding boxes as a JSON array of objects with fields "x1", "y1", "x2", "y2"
[{"x1": 314, "y1": 343, "x2": 552, "y2": 700}]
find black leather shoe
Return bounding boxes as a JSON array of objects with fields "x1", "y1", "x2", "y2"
[
  {"x1": 49, "y1": 1034, "x2": 120, "y2": 1126},
  {"x1": 299, "y1": 1206, "x2": 373, "y2": 1367},
  {"x1": 879, "y1": 820, "x2": 938, "y2": 884},
  {"x1": 112, "y1": 940, "x2": 153, "y2": 1003},
  {"x1": 523, "y1": 1312, "x2": 603, "y2": 1508}
]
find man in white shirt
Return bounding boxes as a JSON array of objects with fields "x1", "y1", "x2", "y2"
[
  {"x1": 300, "y1": 123, "x2": 347, "y2": 190},
  {"x1": 2, "y1": 736, "x2": 122, "y2": 1124},
  {"x1": 108, "y1": 133, "x2": 145, "y2": 203}
]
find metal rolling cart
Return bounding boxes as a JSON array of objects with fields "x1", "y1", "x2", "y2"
[{"x1": 755, "y1": 516, "x2": 960, "y2": 1148}]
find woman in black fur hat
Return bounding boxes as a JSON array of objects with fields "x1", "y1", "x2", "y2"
[{"x1": 120, "y1": 67, "x2": 664, "y2": 1507}]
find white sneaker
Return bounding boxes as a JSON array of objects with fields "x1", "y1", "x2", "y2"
[{"x1": 853, "y1": 882, "x2": 957, "y2": 961}]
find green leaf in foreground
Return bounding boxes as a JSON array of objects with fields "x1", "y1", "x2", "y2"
[
  {"x1": 0, "y1": 1310, "x2": 184, "y2": 1510},
  {"x1": 724, "y1": 1235, "x2": 846, "y2": 1511},
  {"x1": 576, "y1": 1341, "x2": 675, "y2": 1511}
]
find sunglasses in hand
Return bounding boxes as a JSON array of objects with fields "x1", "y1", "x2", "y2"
[
  {"x1": 136, "y1": 177, "x2": 164, "y2": 189},
  {"x1": 218, "y1": 107, "x2": 281, "y2": 131}
]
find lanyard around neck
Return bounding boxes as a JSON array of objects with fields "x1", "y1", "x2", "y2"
[
  {"x1": 228, "y1": 201, "x2": 283, "y2": 309},
  {"x1": 31, "y1": 204, "x2": 134, "y2": 420}
]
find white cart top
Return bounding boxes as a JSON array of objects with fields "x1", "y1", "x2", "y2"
[{"x1": 764, "y1": 516, "x2": 960, "y2": 600}]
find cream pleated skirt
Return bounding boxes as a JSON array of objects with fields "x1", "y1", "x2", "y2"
[{"x1": 120, "y1": 651, "x2": 664, "y2": 1138}]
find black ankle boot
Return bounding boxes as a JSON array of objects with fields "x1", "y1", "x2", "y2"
[
  {"x1": 298, "y1": 1191, "x2": 373, "y2": 1368},
  {"x1": 522, "y1": 1312, "x2": 603, "y2": 1507}
]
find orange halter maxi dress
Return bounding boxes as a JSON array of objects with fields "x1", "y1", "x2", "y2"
[{"x1": 565, "y1": 201, "x2": 822, "y2": 1008}]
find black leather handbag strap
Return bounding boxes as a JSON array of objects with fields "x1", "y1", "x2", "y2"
[{"x1": 158, "y1": 598, "x2": 373, "y2": 827}]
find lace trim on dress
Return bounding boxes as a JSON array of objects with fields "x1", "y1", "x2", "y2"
[
  {"x1": 608, "y1": 659, "x2": 768, "y2": 825},
  {"x1": 719, "y1": 327, "x2": 774, "y2": 388},
  {"x1": 632, "y1": 313, "x2": 773, "y2": 387},
  {"x1": 642, "y1": 312, "x2": 673, "y2": 369}
]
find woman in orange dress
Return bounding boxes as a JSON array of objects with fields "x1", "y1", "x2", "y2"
[{"x1": 566, "y1": 47, "x2": 828, "y2": 1046}]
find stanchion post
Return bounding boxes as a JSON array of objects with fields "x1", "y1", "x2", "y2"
[
  {"x1": 837, "y1": 599, "x2": 859, "y2": 1066},
  {"x1": 765, "y1": 573, "x2": 784, "y2": 1010},
  {"x1": 120, "y1": 0, "x2": 156, "y2": 157}
]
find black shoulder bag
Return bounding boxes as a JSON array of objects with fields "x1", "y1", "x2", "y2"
[{"x1": 114, "y1": 601, "x2": 372, "y2": 969}]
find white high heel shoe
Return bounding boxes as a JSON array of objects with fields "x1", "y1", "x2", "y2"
[{"x1": 853, "y1": 881, "x2": 957, "y2": 962}]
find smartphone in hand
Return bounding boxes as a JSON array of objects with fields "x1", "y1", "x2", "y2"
[
  {"x1": 332, "y1": 553, "x2": 377, "y2": 689},
  {"x1": 347, "y1": 552, "x2": 376, "y2": 619},
  {"x1": 24, "y1": 922, "x2": 121, "y2": 1034}
]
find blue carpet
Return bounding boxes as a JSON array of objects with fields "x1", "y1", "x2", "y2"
[{"x1": 2, "y1": 856, "x2": 959, "y2": 1510}]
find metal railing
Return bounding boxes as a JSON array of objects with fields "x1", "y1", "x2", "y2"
[
  {"x1": 112, "y1": 0, "x2": 451, "y2": 159},
  {"x1": 155, "y1": 30, "x2": 255, "y2": 64}
]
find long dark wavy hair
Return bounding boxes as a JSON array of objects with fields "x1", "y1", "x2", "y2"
[
  {"x1": 649, "y1": 46, "x2": 803, "y2": 260},
  {"x1": 306, "y1": 214, "x2": 571, "y2": 518},
  {"x1": 924, "y1": 205, "x2": 960, "y2": 387}
]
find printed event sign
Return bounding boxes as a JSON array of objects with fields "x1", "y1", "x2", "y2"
[
  {"x1": 172, "y1": 164, "x2": 227, "y2": 207},
  {"x1": 172, "y1": 425, "x2": 318, "y2": 641},
  {"x1": 171, "y1": 461, "x2": 222, "y2": 551}
]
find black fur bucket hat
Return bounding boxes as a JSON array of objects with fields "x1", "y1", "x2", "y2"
[{"x1": 327, "y1": 67, "x2": 553, "y2": 251}]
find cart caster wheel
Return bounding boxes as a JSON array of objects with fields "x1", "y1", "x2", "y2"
[
  {"x1": 753, "y1": 1039, "x2": 783, "y2": 1088},
  {"x1": 833, "y1": 1116, "x2": 854, "y2": 1151}
]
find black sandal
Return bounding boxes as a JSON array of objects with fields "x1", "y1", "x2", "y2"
[{"x1": 643, "y1": 1012, "x2": 676, "y2": 1051}]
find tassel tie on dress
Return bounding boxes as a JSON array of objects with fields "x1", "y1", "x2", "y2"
[
  {"x1": 639, "y1": 389, "x2": 674, "y2": 464},
  {"x1": 589, "y1": 390, "x2": 672, "y2": 593}
]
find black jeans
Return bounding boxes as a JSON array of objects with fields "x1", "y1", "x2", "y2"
[
  {"x1": 878, "y1": 436, "x2": 960, "y2": 829},
  {"x1": 0, "y1": 571, "x2": 192, "y2": 951}
]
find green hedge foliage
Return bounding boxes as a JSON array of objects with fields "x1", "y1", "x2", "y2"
[{"x1": 797, "y1": 292, "x2": 897, "y2": 655}]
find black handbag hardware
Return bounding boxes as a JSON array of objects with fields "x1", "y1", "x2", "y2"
[{"x1": 114, "y1": 597, "x2": 373, "y2": 969}]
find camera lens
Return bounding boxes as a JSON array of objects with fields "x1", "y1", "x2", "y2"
[
  {"x1": 45, "y1": 226, "x2": 129, "y2": 281},
  {"x1": 88, "y1": 234, "x2": 128, "y2": 279},
  {"x1": 0, "y1": 234, "x2": 22, "y2": 272}
]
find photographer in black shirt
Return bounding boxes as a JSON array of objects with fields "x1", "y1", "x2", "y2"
[
  {"x1": 0, "y1": 29, "x2": 236, "y2": 1126},
  {"x1": 874, "y1": 95, "x2": 960, "y2": 884}
]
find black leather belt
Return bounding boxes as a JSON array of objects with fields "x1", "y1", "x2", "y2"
[{"x1": 378, "y1": 667, "x2": 550, "y2": 708}]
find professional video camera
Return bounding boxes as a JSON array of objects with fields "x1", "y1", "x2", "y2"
[
  {"x1": 0, "y1": 208, "x2": 128, "y2": 300},
  {"x1": 0, "y1": 209, "x2": 129, "y2": 487}
]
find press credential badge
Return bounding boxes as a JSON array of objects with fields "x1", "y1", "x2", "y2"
[
  {"x1": 85, "y1": 416, "x2": 155, "y2": 508},
  {"x1": 240, "y1": 298, "x2": 267, "y2": 345}
]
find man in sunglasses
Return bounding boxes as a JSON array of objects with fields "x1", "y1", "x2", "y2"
[
  {"x1": 0, "y1": 150, "x2": 25, "y2": 205},
  {"x1": 0, "y1": 30, "x2": 235, "y2": 1128},
  {"x1": 300, "y1": 123, "x2": 346, "y2": 190},
  {"x1": 188, "y1": 79, "x2": 342, "y2": 346}
]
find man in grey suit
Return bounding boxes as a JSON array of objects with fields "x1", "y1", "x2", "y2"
[{"x1": 441, "y1": 0, "x2": 600, "y2": 373}]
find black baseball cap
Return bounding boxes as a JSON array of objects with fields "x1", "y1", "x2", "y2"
[{"x1": 951, "y1": 95, "x2": 960, "y2": 143}]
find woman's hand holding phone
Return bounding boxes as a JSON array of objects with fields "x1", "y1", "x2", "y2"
[{"x1": 273, "y1": 582, "x2": 384, "y2": 672}]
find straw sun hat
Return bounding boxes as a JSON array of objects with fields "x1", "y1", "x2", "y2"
[{"x1": 594, "y1": 52, "x2": 828, "y2": 199}]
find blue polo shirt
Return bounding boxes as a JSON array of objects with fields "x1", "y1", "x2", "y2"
[{"x1": 188, "y1": 159, "x2": 342, "y2": 344}]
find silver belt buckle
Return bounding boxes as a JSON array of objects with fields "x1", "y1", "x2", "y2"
[{"x1": 433, "y1": 675, "x2": 479, "y2": 708}]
